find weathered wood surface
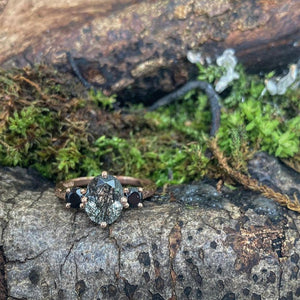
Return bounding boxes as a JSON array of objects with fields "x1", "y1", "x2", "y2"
[
  {"x1": 1, "y1": 152, "x2": 300, "y2": 299},
  {"x1": 0, "y1": 0, "x2": 299, "y2": 103}
]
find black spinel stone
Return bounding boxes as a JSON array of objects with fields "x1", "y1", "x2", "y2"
[
  {"x1": 128, "y1": 191, "x2": 141, "y2": 207},
  {"x1": 66, "y1": 189, "x2": 81, "y2": 208}
]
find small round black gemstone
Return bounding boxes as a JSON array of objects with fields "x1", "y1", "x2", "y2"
[
  {"x1": 66, "y1": 189, "x2": 82, "y2": 208},
  {"x1": 124, "y1": 187, "x2": 144, "y2": 208},
  {"x1": 128, "y1": 192, "x2": 141, "y2": 207}
]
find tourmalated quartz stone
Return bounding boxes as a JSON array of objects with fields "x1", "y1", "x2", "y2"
[
  {"x1": 125, "y1": 187, "x2": 143, "y2": 208},
  {"x1": 84, "y1": 174, "x2": 123, "y2": 225},
  {"x1": 65, "y1": 188, "x2": 83, "y2": 208}
]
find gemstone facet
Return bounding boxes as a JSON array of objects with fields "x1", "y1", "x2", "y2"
[{"x1": 84, "y1": 174, "x2": 123, "y2": 225}]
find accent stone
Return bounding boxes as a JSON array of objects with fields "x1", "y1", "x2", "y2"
[
  {"x1": 65, "y1": 188, "x2": 82, "y2": 208},
  {"x1": 125, "y1": 187, "x2": 143, "y2": 208}
]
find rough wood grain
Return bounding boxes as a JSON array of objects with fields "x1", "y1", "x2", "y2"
[
  {"x1": 1, "y1": 152, "x2": 300, "y2": 299},
  {"x1": 0, "y1": 0, "x2": 300, "y2": 102}
]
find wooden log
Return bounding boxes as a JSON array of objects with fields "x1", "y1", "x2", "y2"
[
  {"x1": 1, "y1": 152, "x2": 300, "y2": 299},
  {"x1": 0, "y1": 0, "x2": 299, "y2": 103}
]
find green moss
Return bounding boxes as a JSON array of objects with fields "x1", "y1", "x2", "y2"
[
  {"x1": 0, "y1": 62, "x2": 299, "y2": 186},
  {"x1": 196, "y1": 59, "x2": 300, "y2": 162},
  {"x1": 218, "y1": 86, "x2": 300, "y2": 159},
  {"x1": 88, "y1": 89, "x2": 116, "y2": 109}
]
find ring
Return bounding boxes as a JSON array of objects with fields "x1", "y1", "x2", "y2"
[{"x1": 55, "y1": 171, "x2": 156, "y2": 228}]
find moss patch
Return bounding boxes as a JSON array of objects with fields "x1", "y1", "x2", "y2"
[{"x1": 0, "y1": 63, "x2": 299, "y2": 186}]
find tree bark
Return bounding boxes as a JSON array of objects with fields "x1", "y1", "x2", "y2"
[
  {"x1": 0, "y1": 0, "x2": 299, "y2": 103},
  {"x1": 1, "y1": 152, "x2": 300, "y2": 299}
]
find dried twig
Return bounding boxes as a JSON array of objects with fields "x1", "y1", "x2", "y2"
[
  {"x1": 209, "y1": 137, "x2": 300, "y2": 213},
  {"x1": 148, "y1": 80, "x2": 221, "y2": 137},
  {"x1": 66, "y1": 52, "x2": 93, "y2": 89},
  {"x1": 15, "y1": 75, "x2": 48, "y2": 100}
]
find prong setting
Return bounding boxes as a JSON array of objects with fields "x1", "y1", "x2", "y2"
[
  {"x1": 101, "y1": 171, "x2": 108, "y2": 178},
  {"x1": 81, "y1": 196, "x2": 88, "y2": 204},
  {"x1": 100, "y1": 222, "x2": 107, "y2": 228},
  {"x1": 121, "y1": 196, "x2": 128, "y2": 204}
]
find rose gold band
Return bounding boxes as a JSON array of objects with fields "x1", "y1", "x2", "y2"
[{"x1": 55, "y1": 175, "x2": 156, "y2": 200}]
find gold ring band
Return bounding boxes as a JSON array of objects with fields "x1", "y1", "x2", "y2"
[{"x1": 55, "y1": 175, "x2": 155, "y2": 200}]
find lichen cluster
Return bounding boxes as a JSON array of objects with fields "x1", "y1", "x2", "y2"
[
  {"x1": 196, "y1": 59, "x2": 300, "y2": 158},
  {"x1": 0, "y1": 60, "x2": 299, "y2": 188}
]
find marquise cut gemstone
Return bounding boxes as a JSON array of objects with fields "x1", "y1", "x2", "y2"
[{"x1": 84, "y1": 174, "x2": 123, "y2": 225}]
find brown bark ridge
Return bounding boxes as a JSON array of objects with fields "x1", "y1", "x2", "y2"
[
  {"x1": 0, "y1": 0, "x2": 299, "y2": 103},
  {"x1": 1, "y1": 152, "x2": 300, "y2": 299},
  {"x1": 0, "y1": 247, "x2": 7, "y2": 300}
]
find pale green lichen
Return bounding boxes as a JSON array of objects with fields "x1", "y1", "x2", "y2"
[
  {"x1": 187, "y1": 50, "x2": 204, "y2": 64},
  {"x1": 187, "y1": 48, "x2": 240, "y2": 92},
  {"x1": 215, "y1": 49, "x2": 240, "y2": 93},
  {"x1": 264, "y1": 64, "x2": 298, "y2": 95}
]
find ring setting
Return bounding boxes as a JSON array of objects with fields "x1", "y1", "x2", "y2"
[{"x1": 55, "y1": 171, "x2": 155, "y2": 228}]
